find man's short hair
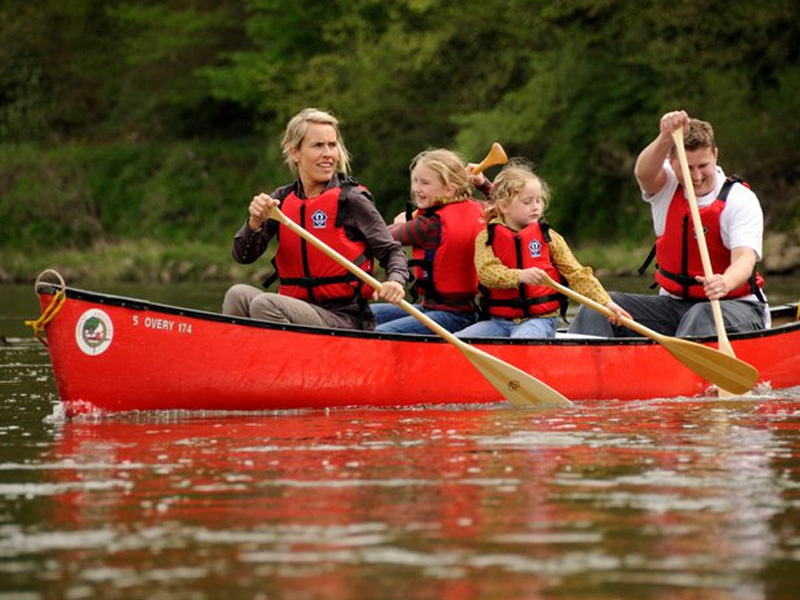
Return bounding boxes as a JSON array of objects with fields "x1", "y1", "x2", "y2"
[{"x1": 672, "y1": 118, "x2": 716, "y2": 156}]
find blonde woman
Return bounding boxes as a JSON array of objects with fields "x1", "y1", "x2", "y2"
[{"x1": 223, "y1": 108, "x2": 408, "y2": 330}]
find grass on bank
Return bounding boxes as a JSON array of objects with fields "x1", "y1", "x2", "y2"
[
  {"x1": 1, "y1": 239, "x2": 266, "y2": 285},
  {"x1": 1, "y1": 238, "x2": 651, "y2": 285}
]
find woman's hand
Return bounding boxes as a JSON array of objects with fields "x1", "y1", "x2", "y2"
[
  {"x1": 248, "y1": 193, "x2": 279, "y2": 231},
  {"x1": 374, "y1": 281, "x2": 406, "y2": 304}
]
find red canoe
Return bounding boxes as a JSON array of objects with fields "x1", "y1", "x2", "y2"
[{"x1": 33, "y1": 281, "x2": 800, "y2": 415}]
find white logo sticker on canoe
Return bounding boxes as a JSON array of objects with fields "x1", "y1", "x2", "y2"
[{"x1": 75, "y1": 309, "x2": 114, "y2": 355}]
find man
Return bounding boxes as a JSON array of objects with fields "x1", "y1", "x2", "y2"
[{"x1": 569, "y1": 110, "x2": 767, "y2": 338}]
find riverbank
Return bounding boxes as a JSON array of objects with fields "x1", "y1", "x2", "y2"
[
  {"x1": 0, "y1": 238, "x2": 655, "y2": 285},
  {"x1": 2, "y1": 229, "x2": 798, "y2": 286},
  {"x1": 1, "y1": 239, "x2": 265, "y2": 285}
]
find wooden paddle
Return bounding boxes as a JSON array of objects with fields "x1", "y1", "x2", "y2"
[
  {"x1": 269, "y1": 206, "x2": 572, "y2": 408},
  {"x1": 671, "y1": 128, "x2": 750, "y2": 396},
  {"x1": 541, "y1": 274, "x2": 758, "y2": 395},
  {"x1": 471, "y1": 142, "x2": 508, "y2": 174}
]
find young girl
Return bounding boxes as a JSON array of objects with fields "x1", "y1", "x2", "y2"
[
  {"x1": 455, "y1": 160, "x2": 630, "y2": 339},
  {"x1": 372, "y1": 149, "x2": 484, "y2": 334}
]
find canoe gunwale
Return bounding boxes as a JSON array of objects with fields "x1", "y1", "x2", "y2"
[{"x1": 36, "y1": 282, "x2": 799, "y2": 347}]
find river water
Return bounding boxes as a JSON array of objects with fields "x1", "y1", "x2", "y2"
[{"x1": 1, "y1": 280, "x2": 799, "y2": 599}]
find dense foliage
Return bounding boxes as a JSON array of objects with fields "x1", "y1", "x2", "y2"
[{"x1": 2, "y1": 0, "x2": 799, "y2": 252}]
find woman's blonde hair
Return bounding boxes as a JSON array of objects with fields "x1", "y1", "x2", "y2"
[
  {"x1": 484, "y1": 158, "x2": 551, "y2": 221},
  {"x1": 281, "y1": 108, "x2": 351, "y2": 176},
  {"x1": 409, "y1": 148, "x2": 472, "y2": 205}
]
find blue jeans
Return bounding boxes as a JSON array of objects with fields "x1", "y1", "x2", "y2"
[
  {"x1": 371, "y1": 303, "x2": 477, "y2": 334},
  {"x1": 455, "y1": 316, "x2": 559, "y2": 339}
]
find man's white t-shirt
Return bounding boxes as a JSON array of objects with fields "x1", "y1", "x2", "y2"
[{"x1": 641, "y1": 161, "x2": 767, "y2": 316}]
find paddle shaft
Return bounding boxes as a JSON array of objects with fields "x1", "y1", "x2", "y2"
[
  {"x1": 670, "y1": 129, "x2": 734, "y2": 356},
  {"x1": 269, "y1": 206, "x2": 572, "y2": 407},
  {"x1": 270, "y1": 208, "x2": 451, "y2": 337},
  {"x1": 542, "y1": 275, "x2": 653, "y2": 339}
]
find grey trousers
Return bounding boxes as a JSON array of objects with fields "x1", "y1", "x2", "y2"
[
  {"x1": 222, "y1": 284, "x2": 327, "y2": 327},
  {"x1": 567, "y1": 292, "x2": 766, "y2": 338}
]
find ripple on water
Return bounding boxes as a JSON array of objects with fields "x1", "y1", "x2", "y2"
[{"x1": 0, "y1": 335, "x2": 798, "y2": 599}]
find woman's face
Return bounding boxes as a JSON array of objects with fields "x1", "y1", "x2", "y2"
[
  {"x1": 501, "y1": 179, "x2": 544, "y2": 231},
  {"x1": 411, "y1": 163, "x2": 455, "y2": 209},
  {"x1": 290, "y1": 123, "x2": 340, "y2": 192}
]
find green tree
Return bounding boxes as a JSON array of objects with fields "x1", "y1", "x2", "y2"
[
  {"x1": 2, "y1": 0, "x2": 798, "y2": 256},
  {"x1": 0, "y1": 0, "x2": 122, "y2": 141}
]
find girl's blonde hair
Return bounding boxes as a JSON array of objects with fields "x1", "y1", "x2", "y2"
[
  {"x1": 409, "y1": 148, "x2": 472, "y2": 205},
  {"x1": 484, "y1": 158, "x2": 551, "y2": 221},
  {"x1": 281, "y1": 108, "x2": 351, "y2": 176}
]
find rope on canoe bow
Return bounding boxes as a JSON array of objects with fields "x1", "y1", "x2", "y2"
[{"x1": 24, "y1": 269, "x2": 66, "y2": 345}]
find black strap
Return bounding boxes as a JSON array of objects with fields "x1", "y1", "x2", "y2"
[
  {"x1": 485, "y1": 222, "x2": 496, "y2": 246},
  {"x1": 718, "y1": 176, "x2": 742, "y2": 202},
  {"x1": 262, "y1": 255, "x2": 279, "y2": 290},
  {"x1": 279, "y1": 274, "x2": 358, "y2": 287},
  {"x1": 656, "y1": 265, "x2": 766, "y2": 303},
  {"x1": 656, "y1": 267, "x2": 701, "y2": 290},
  {"x1": 749, "y1": 272, "x2": 767, "y2": 303},
  {"x1": 405, "y1": 201, "x2": 414, "y2": 222},
  {"x1": 406, "y1": 256, "x2": 432, "y2": 303},
  {"x1": 540, "y1": 219, "x2": 552, "y2": 243},
  {"x1": 638, "y1": 244, "x2": 656, "y2": 276},
  {"x1": 485, "y1": 293, "x2": 562, "y2": 309}
]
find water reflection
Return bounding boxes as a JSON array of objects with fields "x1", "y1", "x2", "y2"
[{"x1": 0, "y1": 380, "x2": 797, "y2": 599}]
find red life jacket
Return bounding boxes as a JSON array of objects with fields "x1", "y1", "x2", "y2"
[
  {"x1": 655, "y1": 177, "x2": 765, "y2": 300},
  {"x1": 483, "y1": 221, "x2": 564, "y2": 319},
  {"x1": 275, "y1": 184, "x2": 374, "y2": 304},
  {"x1": 409, "y1": 199, "x2": 484, "y2": 310}
]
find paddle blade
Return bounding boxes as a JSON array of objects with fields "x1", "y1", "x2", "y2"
[
  {"x1": 458, "y1": 344, "x2": 573, "y2": 408},
  {"x1": 660, "y1": 336, "x2": 759, "y2": 395},
  {"x1": 472, "y1": 142, "x2": 509, "y2": 175}
]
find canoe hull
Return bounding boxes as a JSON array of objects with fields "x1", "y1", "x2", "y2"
[{"x1": 37, "y1": 286, "x2": 800, "y2": 415}]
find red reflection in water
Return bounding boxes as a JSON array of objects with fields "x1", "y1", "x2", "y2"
[
  {"x1": 39, "y1": 398, "x2": 800, "y2": 600},
  {"x1": 49, "y1": 410, "x2": 554, "y2": 598},
  {"x1": 54, "y1": 411, "x2": 530, "y2": 531}
]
